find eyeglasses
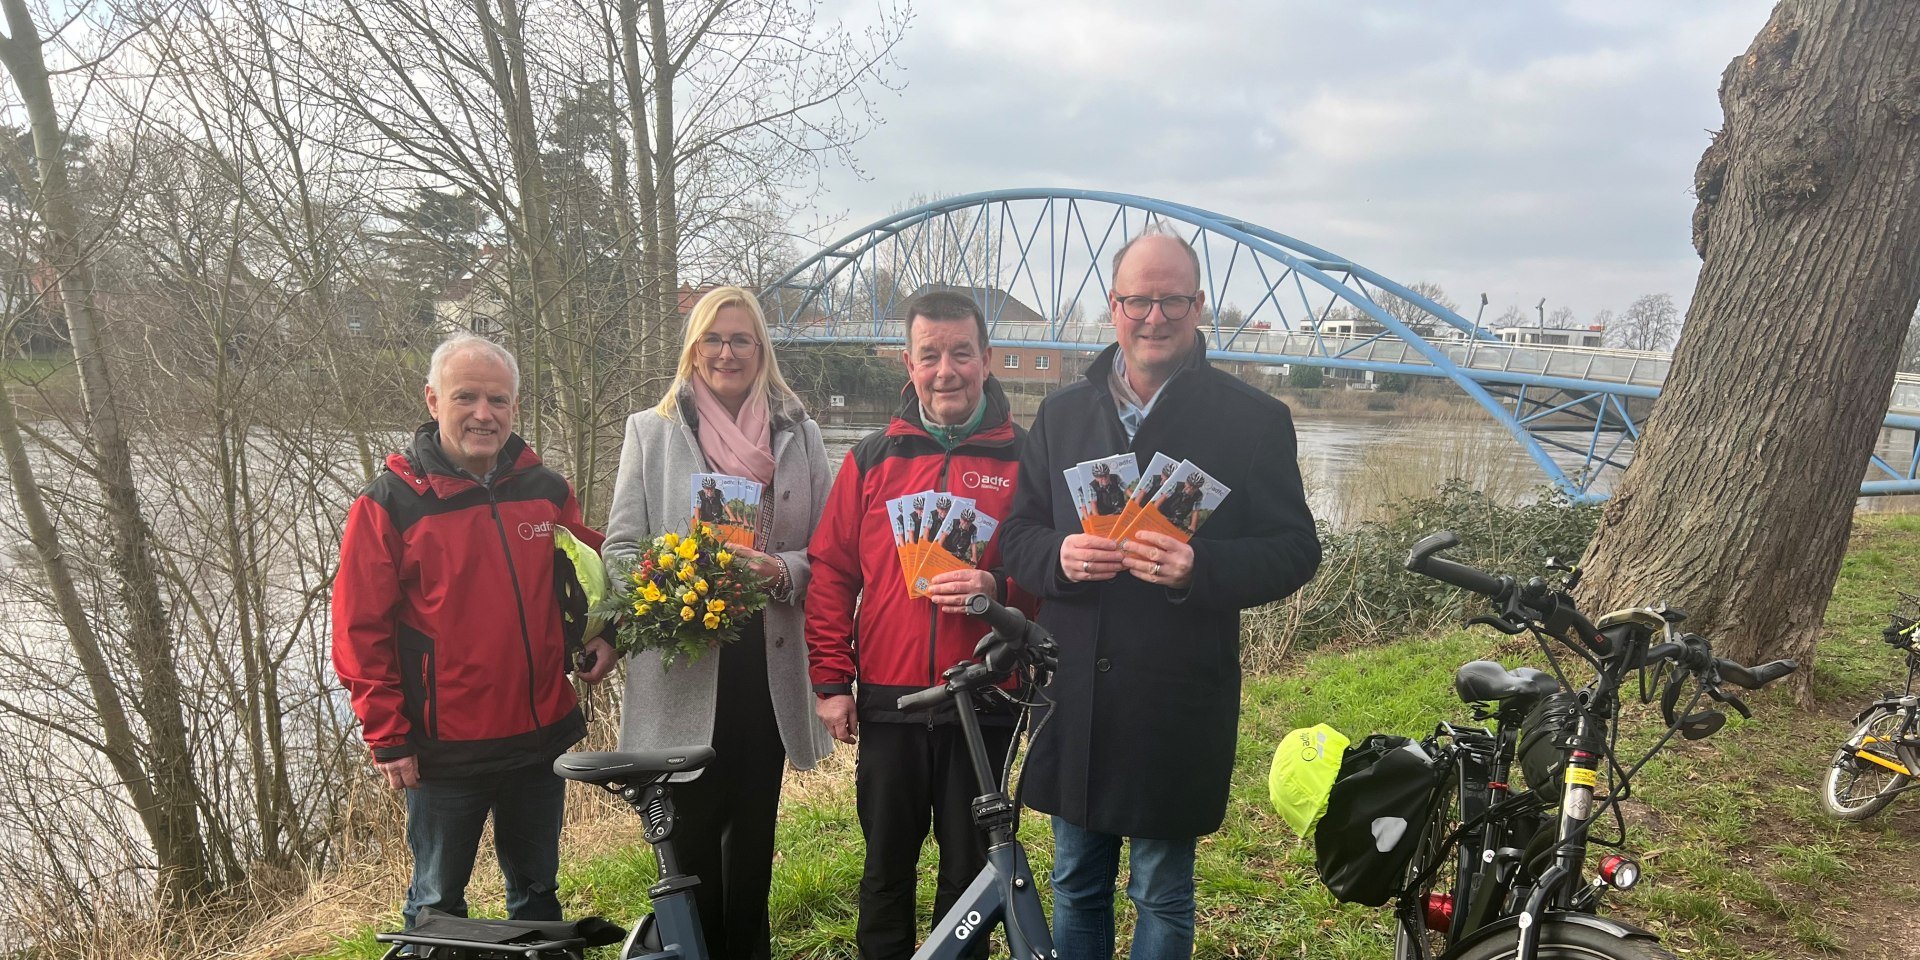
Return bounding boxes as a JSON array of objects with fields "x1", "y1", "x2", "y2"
[
  {"x1": 1115, "y1": 294, "x2": 1199, "y2": 322},
  {"x1": 696, "y1": 334, "x2": 760, "y2": 358}
]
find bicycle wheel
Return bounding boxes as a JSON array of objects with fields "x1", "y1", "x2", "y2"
[
  {"x1": 1821, "y1": 707, "x2": 1912, "y2": 821},
  {"x1": 1449, "y1": 922, "x2": 1678, "y2": 959},
  {"x1": 1393, "y1": 777, "x2": 1461, "y2": 960}
]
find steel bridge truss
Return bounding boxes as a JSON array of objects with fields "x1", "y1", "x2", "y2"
[{"x1": 762, "y1": 188, "x2": 1920, "y2": 500}]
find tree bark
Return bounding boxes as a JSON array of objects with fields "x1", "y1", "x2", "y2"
[{"x1": 1578, "y1": 0, "x2": 1920, "y2": 699}]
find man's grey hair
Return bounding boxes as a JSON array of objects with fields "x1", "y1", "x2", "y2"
[
  {"x1": 428, "y1": 334, "x2": 521, "y2": 395},
  {"x1": 1110, "y1": 223, "x2": 1203, "y2": 291}
]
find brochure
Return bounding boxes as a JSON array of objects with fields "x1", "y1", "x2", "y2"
[
  {"x1": 912, "y1": 498, "x2": 985, "y2": 593},
  {"x1": 1109, "y1": 452, "x2": 1179, "y2": 544},
  {"x1": 1073, "y1": 454, "x2": 1138, "y2": 539},
  {"x1": 1114, "y1": 459, "x2": 1231, "y2": 545},
  {"x1": 885, "y1": 494, "x2": 928, "y2": 597},
  {"x1": 690, "y1": 473, "x2": 763, "y2": 549}
]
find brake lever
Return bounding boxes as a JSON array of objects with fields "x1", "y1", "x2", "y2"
[
  {"x1": 1708, "y1": 685, "x2": 1753, "y2": 720},
  {"x1": 1659, "y1": 669, "x2": 1687, "y2": 727},
  {"x1": 1465, "y1": 614, "x2": 1528, "y2": 636}
]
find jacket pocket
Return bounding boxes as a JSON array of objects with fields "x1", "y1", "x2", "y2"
[{"x1": 397, "y1": 626, "x2": 439, "y2": 740}]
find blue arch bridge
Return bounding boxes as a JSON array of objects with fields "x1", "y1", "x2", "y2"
[{"x1": 760, "y1": 188, "x2": 1920, "y2": 502}]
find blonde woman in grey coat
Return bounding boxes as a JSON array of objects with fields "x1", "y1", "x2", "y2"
[{"x1": 602, "y1": 286, "x2": 833, "y2": 960}]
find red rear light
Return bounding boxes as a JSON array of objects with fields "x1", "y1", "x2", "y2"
[{"x1": 1423, "y1": 892, "x2": 1455, "y2": 932}]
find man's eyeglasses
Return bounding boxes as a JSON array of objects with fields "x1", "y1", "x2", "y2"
[
  {"x1": 1115, "y1": 295, "x2": 1199, "y2": 322},
  {"x1": 696, "y1": 334, "x2": 760, "y2": 358}
]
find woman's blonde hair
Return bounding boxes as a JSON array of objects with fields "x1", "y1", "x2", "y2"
[{"x1": 654, "y1": 285, "x2": 802, "y2": 418}]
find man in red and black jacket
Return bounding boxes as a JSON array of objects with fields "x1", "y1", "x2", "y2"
[
  {"x1": 807, "y1": 291, "x2": 1035, "y2": 960},
  {"x1": 331, "y1": 335, "x2": 615, "y2": 928}
]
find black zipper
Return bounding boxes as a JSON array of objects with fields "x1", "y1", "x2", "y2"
[{"x1": 486, "y1": 482, "x2": 542, "y2": 731}]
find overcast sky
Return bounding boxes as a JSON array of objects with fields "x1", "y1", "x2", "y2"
[{"x1": 806, "y1": 0, "x2": 1774, "y2": 325}]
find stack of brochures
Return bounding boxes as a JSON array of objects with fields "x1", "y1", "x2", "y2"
[
  {"x1": 884, "y1": 491, "x2": 1000, "y2": 598},
  {"x1": 690, "y1": 473, "x2": 763, "y2": 549},
  {"x1": 1063, "y1": 452, "x2": 1230, "y2": 545}
]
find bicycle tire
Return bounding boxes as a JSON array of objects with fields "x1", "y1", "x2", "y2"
[
  {"x1": 1821, "y1": 707, "x2": 1912, "y2": 821},
  {"x1": 1393, "y1": 775, "x2": 1462, "y2": 960},
  {"x1": 1448, "y1": 923, "x2": 1677, "y2": 960}
]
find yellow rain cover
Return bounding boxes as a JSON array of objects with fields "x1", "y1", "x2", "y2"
[
  {"x1": 554, "y1": 527, "x2": 611, "y2": 640},
  {"x1": 1269, "y1": 723, "x2": 1351, "y2": 838}
]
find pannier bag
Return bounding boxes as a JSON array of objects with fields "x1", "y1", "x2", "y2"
[
  {"x1": 1314, "y1": 733, "x2": 1445, "y2": 906},
  {"x1": 1269, "y1": 723, "x2": 1351, "y2": 837}
]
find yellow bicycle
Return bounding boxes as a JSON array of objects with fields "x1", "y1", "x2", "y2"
[{"x1": 1821, "y1": 599, "x2": 1920, "y2": 821}]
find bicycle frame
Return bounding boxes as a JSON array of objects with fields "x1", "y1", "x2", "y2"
[{"x1": 911, "y1": 685, "x2": 1053, "y2": 960}]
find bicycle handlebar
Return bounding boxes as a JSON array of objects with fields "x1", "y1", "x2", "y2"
[
  {"x1": 895, "y1": 594, "x2": 1057, "y2": 711},
  {"x1": 1406, "y1": 531, "x2": 1511, "y2": 599}
]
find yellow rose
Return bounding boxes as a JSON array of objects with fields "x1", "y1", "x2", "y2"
[
  {"x1": 636, "y1": 602, "x2": 651, "y2": 616},
  {"x1": 695, "y1": 578, "x2": 709, "y2": 595},
  {"x1": 661, "y1": 532, "x2": 681, "y2": 549},
  {"x1": 701, "y1": 522, "x2": 714, "y2": 535},
  {"x1": 682, "y1": 590, "x2": 699, "y2": 605},
  {"x1": 703, "y1": 612, "x2": 721, "y2": 630},
  {"x1": 716, "y1": 551, "x2": 733, "y2": 567},
  {"x1": 707, "y1": 599, "x2": 726, "y2": 614},
  {"x1": 678, "y1": 566, "x2": 694, "y2": 581},
  {"x1": 659, "y1": 552, "x2": 676, "y2": 569},
  {"x1": 677, "y1": 538, "x2": 699, "y2": 560},
  {"x1": 680, "y1": 605, "x2": 696, "y2": 621},
  {"x1": 642, "y1": 583, "x2": 664, "y2": 603}
]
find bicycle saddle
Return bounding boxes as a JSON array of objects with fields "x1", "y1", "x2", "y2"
[
  {"x1": 1454, "y1": 660, "x2": 1560, "y2": 705},
  {"x1": 554, "y1": 747, "x2": 715, "y2": 784}
]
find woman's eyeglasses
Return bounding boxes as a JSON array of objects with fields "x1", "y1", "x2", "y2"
[{"x1": 696, "y1": 334, "x2": 760, "y2": 358}]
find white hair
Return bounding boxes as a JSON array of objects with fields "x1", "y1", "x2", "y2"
[{"x1": 428, "y1": 334, "x2": 520, "y2": 395}]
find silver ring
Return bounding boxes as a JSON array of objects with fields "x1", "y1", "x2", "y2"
[
  {"x1": 1153, "y1": 562, "x2": 1162, "y2": 577},
  {"x1": 1081, "y1": 560, "x2": 1090, "y2": 574}
]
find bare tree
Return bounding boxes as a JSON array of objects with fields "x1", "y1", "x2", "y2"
[
  {"x1": 0, "y1": 0, "x2": 214, "y2": 906},
  {"x1": 1579, "y1": 0, "x2": 1920, "y2": 691},
  {"x1": 1608, "y1": 293, "x2": 1679, "y2": 350}
]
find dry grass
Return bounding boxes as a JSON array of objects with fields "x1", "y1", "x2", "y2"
[{"x1": 1328, "y1": 410, "x2": 1531, "y2": 527}]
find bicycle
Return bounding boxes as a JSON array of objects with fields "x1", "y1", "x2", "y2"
[
  {"x1": 374, "y1": 592, "x2": 1058, "y2": 960},
  {"x1": 1385, "y1": 531, "x2": 1797, "y2": 960},
  {"x1": 1820, "y1": 596, "x2": 1920, "y2": 820}
]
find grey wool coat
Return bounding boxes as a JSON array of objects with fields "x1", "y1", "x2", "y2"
[{"x1": 603, "y1": 390, "x2": 835, "y2": 770}]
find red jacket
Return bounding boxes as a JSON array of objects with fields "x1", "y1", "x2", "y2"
[
  {"x1": 331, "y1": 424, "x2": 600, "y2": 777},
  {"x1": 806, "y1": 380, "x2": 1035, "y2": 724}
]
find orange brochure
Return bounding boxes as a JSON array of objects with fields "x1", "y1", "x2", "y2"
[
  {"x1": 1113, "y1": 459, "x2": 1230, "y2": 546},
  {"x1": 1110, "y1": 452, "x2": 1177, "y2": 545}
]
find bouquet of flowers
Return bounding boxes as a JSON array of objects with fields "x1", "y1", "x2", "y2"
[{"x1": 595, "y1": 522, "x2": 770, "y2": 665}]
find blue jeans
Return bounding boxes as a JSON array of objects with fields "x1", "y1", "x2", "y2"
[
  {"x1": 1049, "y1": 817, "x2": 1197, "y2": 960},
  {"x1": 403, "y1": 765, "x2": 566, "y2": 927}
]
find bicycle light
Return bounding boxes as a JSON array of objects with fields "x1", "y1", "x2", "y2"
[
  {"x1": 1422, "y1": 892, "x2": 1455, "y2": 932},
  {"x1": 1598, "y1": 855, "x2": 1641, "y2": 890}
]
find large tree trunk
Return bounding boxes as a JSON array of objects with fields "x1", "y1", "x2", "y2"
[
  {"x1": 0, "y1": 0, "x2": 213, "y2": 905},
  {"x1": 1578, "y1": 0, "x2": 1920, "y2": 698}
]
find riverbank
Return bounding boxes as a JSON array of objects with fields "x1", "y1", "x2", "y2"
[{"x1": 173, "y1": 515, "x2": 1920, "y2": 960}]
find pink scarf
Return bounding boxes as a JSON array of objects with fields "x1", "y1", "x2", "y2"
[{"x1": 691, "y1": 378, "x2": 776, "y2": 485}]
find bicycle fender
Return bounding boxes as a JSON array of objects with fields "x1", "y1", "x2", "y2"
[
  {"x1": 1445, "y1": 911, "x2": 1660, "y2": 957},
  {"x1": 1853, "y1": 702, "x2": 1904, "y2": 725}
]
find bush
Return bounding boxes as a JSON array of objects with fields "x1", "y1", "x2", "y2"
[
  {"x1": 1242, "y1": 479, "x2": 1599, "y2": 672},
  {"x1": 1289, "y1": 365, "x2": 1324, "y2": 389}
]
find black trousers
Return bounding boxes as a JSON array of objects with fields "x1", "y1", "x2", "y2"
[
  {"x1": 671, "y1": 617, "x2": 786, "y2": 960},
  {"x1": 855, "y1": 719, "x2": 1016, "y2": 960}
]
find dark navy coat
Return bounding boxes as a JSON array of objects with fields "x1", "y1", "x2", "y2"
[{"x1": 999, "y1": 341, "x2": 1321, "y2": 838}]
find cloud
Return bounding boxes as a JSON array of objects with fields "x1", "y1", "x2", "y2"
[{"x1": 810, "y1": 0, "x2": 1773, "y2": 320}]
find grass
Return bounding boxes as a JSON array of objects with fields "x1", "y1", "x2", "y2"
[{"x1": 283, "y1": 515, "x2": 1920, "y2": 959}]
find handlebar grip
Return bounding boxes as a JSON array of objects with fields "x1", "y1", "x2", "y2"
[
  {"x1": 965, "y1": 593, "x2": 1030, "y2": 638},
  {"x1": 1406, "y1": 532, "x2": 1509, "y2": 598},
  {"x1": 896, "y1": 685, "x2": 950, "y2": 711},
  {"x1": 1717, "y1": 658, "x2": 1798, "y2": 690}
]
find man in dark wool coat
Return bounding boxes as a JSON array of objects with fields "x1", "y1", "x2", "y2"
[{"x1": 999, "y1": 227, "x2": 1321, "y2": 960}]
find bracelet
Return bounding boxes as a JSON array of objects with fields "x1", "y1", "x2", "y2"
[{"x1": 770, "y1": 555, "x2": 792, "y2": 602}]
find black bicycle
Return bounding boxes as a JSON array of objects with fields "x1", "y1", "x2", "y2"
[
  {"x1": 1820, "y1": 597, "x2": 1920, "y2": 820},
  {"x1": 1391, "y1": 531, "x2": 1797, "y2": 960},
  {"x1": 894, "y1": 592, "x2": 1060, "y2": 960},
  {"x1": 374, "y1": 592, "x2": 1058, "y2": 960}
]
